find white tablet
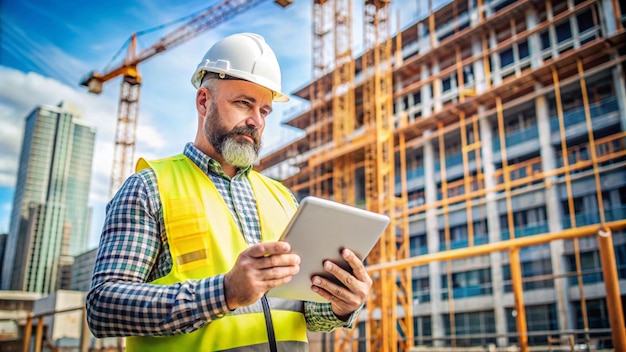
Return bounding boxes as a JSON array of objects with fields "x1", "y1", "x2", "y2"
[{"x1": 266, "y1": 196, "x2": 390, "y2": 303}]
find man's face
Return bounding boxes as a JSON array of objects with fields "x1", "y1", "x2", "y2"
[{"x1": 202, "y1": 80, "x2": 273, "y2": 168}]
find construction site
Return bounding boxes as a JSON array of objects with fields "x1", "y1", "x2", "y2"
[
  {"x1": 256, "y1": 0, "x2": 626, "y2": 350},
  {"x1": 10, "y1": 0, "x2": 626, "y2": 351}
]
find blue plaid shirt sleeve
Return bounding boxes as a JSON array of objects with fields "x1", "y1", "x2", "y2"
[{"x1": 86, "y1": 173, "x2": 231, "y2": 337}]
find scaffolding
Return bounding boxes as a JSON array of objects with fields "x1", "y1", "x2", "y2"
[{"x1": 257, "y1": 0, "x2": 626, "y2": 350}]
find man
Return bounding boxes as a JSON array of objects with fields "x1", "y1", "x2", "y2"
[{"x1": 86, "y1": 32, "x2": 372, "y2": 351}]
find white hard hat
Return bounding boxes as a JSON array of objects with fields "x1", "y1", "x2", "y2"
[{"x1": 191, "y1": 32, "x2": 288, "y2": 102}]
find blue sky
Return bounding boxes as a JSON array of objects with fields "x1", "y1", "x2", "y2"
[{"x1": 0, "y1": 0, "x2": 421, "y2": 249}]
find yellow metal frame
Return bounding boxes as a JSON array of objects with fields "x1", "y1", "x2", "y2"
[
  {"x1": 255, "y1": 0, "x2": 626, "y2": 350},
  {"x1": 365, "y1": 221, "x2": 626, "y2": 352}
]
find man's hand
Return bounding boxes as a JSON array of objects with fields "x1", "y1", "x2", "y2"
[
  {"x1": 311, "y1": 248, "x2": 372, "y2": 320},
  {"x1": 224, "y1": 242, "x2": 300, "y2": 310}
]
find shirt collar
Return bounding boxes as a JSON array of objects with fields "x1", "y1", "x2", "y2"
[{"x1": 183, "y1": 142, "x2": 252, "y2": 179}]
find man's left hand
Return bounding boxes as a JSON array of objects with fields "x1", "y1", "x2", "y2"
[{"x1": 310, "y1": 248, "x2": 372, "y2": 320}]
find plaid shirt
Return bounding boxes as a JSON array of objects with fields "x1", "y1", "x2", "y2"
[{"x1": 86, "y1": 143, "x2": 358, "y2": 337}]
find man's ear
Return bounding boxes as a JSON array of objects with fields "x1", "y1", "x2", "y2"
[{"x1": 196, "y1": 87, "x2": 210, "y2": 117}]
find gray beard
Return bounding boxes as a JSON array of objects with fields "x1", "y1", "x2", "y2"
[
  {"x1": 221, "y1": 136, "x2": 259, "y2": 167},
  {"x1": 204, "y1": 101, "x2": 262, "y2": 168}
]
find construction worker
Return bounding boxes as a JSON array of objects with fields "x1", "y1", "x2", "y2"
[{"x1": 86, "y1": 32, "x2": 372, "y2": 351}]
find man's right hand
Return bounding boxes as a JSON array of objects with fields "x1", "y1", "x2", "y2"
[{"x1": 224, "y1": 241, "x2": 300, "y2": 309}]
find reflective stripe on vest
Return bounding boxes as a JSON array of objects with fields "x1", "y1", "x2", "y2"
[{"x1": 126, "y1": 155, "x2": 307, "y2": 352}]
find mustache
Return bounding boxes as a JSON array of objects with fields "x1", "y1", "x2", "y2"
[{"x1": 228, "y1": 126, "x2": 261, "y2": 145}]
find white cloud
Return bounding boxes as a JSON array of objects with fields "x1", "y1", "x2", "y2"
[{"x1": 0, "y1": 66, "x2": 142, "y2": 246}]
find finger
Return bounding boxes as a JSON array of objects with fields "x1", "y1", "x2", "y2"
[
  {"x1": 322, "y1": 257, "x2": 359, "y2": 291},
  {"x1": 311, "y1": 280, "x2": 360, "y2": 320},
  {"x1": 260, "y1": 264, "x2": 300, "y2": 282},
  {"x1": 311, "y1": 274, "x2": 358, "y2": 307},
  {"x1": 246, "y1": 241, "x2": 292, "y2": 258},
  {"x1": 342, "y1": 248, "x2": 371, "y2": 284},
  {"x1": 311, "y1": 275, "x2": 348, "y2": 302},
  {"x1": 311, "y1": 282, "x2": 336, "y2": 302},
  {"x1": 253, "y1": 253, "x2": 301, "y2": 272}
]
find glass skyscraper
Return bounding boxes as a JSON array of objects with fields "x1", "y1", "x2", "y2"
[{"x1": 1, "y1": 102, "x2": 95, "y2": 294}]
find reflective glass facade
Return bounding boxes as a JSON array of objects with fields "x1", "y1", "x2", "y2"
[{"x1": 1, "y1": 102, "x2": 95, "y2": 294}]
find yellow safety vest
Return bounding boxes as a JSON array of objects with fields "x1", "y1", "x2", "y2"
[{"x1": 126, "y1": 154, "x2": 308, "y2": 352}]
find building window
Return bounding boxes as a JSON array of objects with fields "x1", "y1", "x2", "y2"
[
  {"x1": 561, "y1": 194, "x2": 601, "y2": 229},
  {"x1": 492, "y1": 0, "x2": 516, "y2": 13},
  {"x1": 442, "y1": 76, "x2": 452, "y2": 92},
  {"x1": 493, "y1": 103, "x2": 538, "y2": 152},
  {"x1": 500, "y1": 47, "x2": 514, "y2": 68},
  {"x1": 518, "y1": 40, "x2": 529, "y2": 59},
  {"x1": 555, "y1": 20, "x2": 572, "y2": 43},
  {"x1": 566, "y1": 250, "x2": 603, "y2": 285},
  {"x1": 410, "y1": 233, "x2": 428, "y2": 256},
  {"x1": 506, "y1": 304, "x2": 558, "y2": 345},
  {"x1": 473, "y1": 219, "x2": 489, "y2": 245},
  {"x1": 548, "y1": 76, "x2": 618, "y2": 132},
  {"x1": 413, "y1": 315, "x2": 432, "y2": 345},
  {"x1": 502, "y1": 258, "x2": 554, "y2": 292},
  {"x1": 500, "y1": 206, "x2": 548, "y2": 239},
  {"x1": 442, "y1": 268, "x2": 492, "y2": 299},
  {"x1": 412, "y1": 276, "x2": 431, "y2": 304},
  {"x1": 442, "y1": 310, "x2": 497, "y2": 347},
  {"x1": 574, "y1": 298, "x2": 612, "y2": 330},
  {"x1": 413, "y1": 91, "x2": 422, "y2": 104},
  {"x1": 576, "y1": 9, "x2": 595, "y2": 33},
  {"x1": 439, "y1": 224, "x2": 469, "y2": 250}
]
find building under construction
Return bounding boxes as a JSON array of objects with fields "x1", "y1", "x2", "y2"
[{"x1": 257, "y1": 0, "x2": 626, "y2": 350}]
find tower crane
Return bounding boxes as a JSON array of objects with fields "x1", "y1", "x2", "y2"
[{"x1": 81, "y1": 0, "x2": 292, "y2": 197}]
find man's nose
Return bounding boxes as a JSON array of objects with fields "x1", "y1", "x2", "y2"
[{"x1": 246, "y1": 110, "x2": 264, "y2": 128}]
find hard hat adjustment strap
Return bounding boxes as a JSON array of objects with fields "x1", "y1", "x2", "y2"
[{"x1": 201, "y1": 71, "x2": 246, "y2": 84}]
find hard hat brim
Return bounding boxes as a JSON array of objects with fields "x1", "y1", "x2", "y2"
[{"x1": 192, "y1": 68, "x2": 289, "y2": 102}]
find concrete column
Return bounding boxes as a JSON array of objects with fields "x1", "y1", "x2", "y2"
[
  {"x1": 395, "y1": 78, "x2": 405, "y2": 125},
  {"x1": 546, "y1": 7, "x2": 559, "y2": 60},
  {"x1": 432, "y1": 61, "x2": 442, "y2": 113},
  {"x1": 479, "y1": 106, "x2": 508, "y2": 347},
  {"x1": 536, "y1": 88, "x2": 573, "y2": 336},
  {"x1": 601, "y1": 0, "x2": 618, "y2": 35},
  {"x1": 417, "y1": 22, "x2": 431, "y2": 53},
  {"x1": 469, "y1": 0, "x2": 481, "y2": 27},
  {"x1": 421, "y1": 64, "x2": 433, "y2": 118},
  {"x1": 488, "y1": 30, "x2": 502, "y2": 86},
  {"x1": 526, "y1": 8, "x2": 543, "y2": 69},
  {"x1": 472, "y1": 39, "x2": 487, "y2": 95},
  {"x1": 612, "y1": 60, "x2": 626, "y2": 133},
  {"x1": 424, "y1": 130, "x2": 444, "y2": 346},
  {"x1": 407, "y1": 82, "x2": 416, "y2": 124}
]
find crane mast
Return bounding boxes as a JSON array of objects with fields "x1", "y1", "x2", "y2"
[{"x1": 81, "y1": 0, "x2": 291, "y2": 196}]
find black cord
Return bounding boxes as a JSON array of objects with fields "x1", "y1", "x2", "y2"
[{"x1": 261, "y1": 295, "x2": 278, "y2": 352}]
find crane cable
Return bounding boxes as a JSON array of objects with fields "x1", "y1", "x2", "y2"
[{"x1": 102, "y1": 1, "x2": 221, "y2": 73}]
